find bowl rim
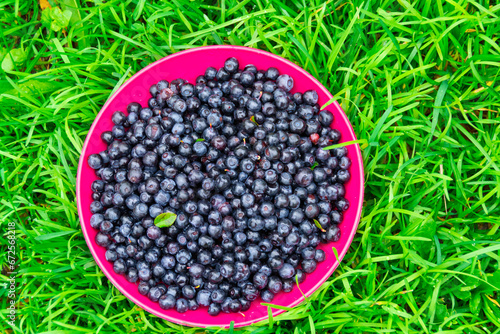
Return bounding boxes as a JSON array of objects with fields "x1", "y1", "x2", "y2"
[{"x1": 76, "y1": 45, "x2": 364, "y2": 328}]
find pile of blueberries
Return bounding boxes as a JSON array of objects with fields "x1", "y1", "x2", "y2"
[{"x1": 87, "y1": 57, "x2": 351, "y2": 315}]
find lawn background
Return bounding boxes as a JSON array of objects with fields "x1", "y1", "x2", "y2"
[{"x1": 1, "y1": 0, "x2": 500, "y2": 333}]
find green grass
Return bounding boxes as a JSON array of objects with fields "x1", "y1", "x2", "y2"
[{"x1": 1, "y1": 0, "x2": 500, "y2": 333}]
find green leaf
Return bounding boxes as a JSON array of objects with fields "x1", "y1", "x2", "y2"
[
  {"x1": 1, "y1": 48, "x2": 27, "y2": 72},
  {"x1": 147, "y1": 21, "x2": 156, "y2": 34},
  {"x1": 428, "y1": 79, "x2": 449, "y2": 144},
  {"x1": 435, "y1": 303, "x2": 448, "y2": 322},
  {"x1": 250, "y1": 115, "x2": 258, "y2": 125},
  {"x1": 154, "y1": 212, "x2": 177, "y2": 228},
  {"x1": 313, "y1": 219, "x2": 325, "y2": 232},
  {"x1": 41, "y1": 8, "x2": 52, "y2": 27},
  {"x1": 462, "y1": 271, "x2": 481, "y2": 291},
  {"x1": 332, "y1": 246, "x2": 339, "y2": 263},
  {"x1": 322, "y1": 139, "x2": 367, "y2": 151},
  {"x1": 260, "y1": 303, "x2": 293, "y2": 311},
  {"x1": 42, "y1": 7, "x2": 72, "y2": 32},
  {"x1": 60, "y1": 0, "x2": 86, "y2": 46},
  {"x1": 453, "y1": 289, "x2": 471, "y2": 301},
  {"x1": 131, "y1": 23, "x2": 146, "y2": 33},
  {"x1": 409, "y1": 209, "x2": 436, "y2": 257},
  {"x1": 310, "y1": 162, "x2": 318, "y2": 170},
  {"x1": 195, "y1": 138, "x2": 205, "y2": 142},
  {"x1": 34, "y1": 230, "x2": 76, "y2": 241},
  {"x1": 51, "y1": 7, "x2": 72, "y2": 32},
  {"x1": 60, "y1": 0, "x2": 82, "y2": 26},
  {"x1": 0, "y1": 79, "x2": 64, "y2": 96},
  {"x1": 0, "y1": 48, "x2": 7, "y2": 61},
  {"x1": 470, "y1": 293, "x2": 482, "y2": 314},
  {"x1": 409, "y1": 206, "x2": 425, "y2": 224},
  {"x1": 477, "y1": 271, "x2": 500, "y2": 294}
]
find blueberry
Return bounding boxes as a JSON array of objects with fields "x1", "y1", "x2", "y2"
[
  {"x1": 265, "y1": 67, "x2": 280, "y2": 80},
  {"x1": 133, "y1": 202, "x2": 148, "y2": 219},
  {"x1": 267, "y1": 276, "x2": 283, "y2": 294},
  {"x1": 330, "y1": 210, "x2": 343, "y2": 224},
  {"x1": 246, "y1": 97, "x2": 262, "y2": 113},
  {"x1": 289, "y1": 118, "x2": 306, "y2": 134},
  {"x1": 127, "y1": 168, "x2": 143, "y2": 184},
  {"x1": 303, "y1": 90, "x2": 319, "y2": 105},
  {"x1": 205, "y1": 67, "x2": 217, "y2": 80},
  {"x1": 95, "y1": 232, "x2": 110, "y2": 247},
  {"x1": 211, "y1": 289, "x2": 226, "y2": 304},
  {"x1": 196, "y1": 289, "x2": 211, "y2": 307},
  {"x1": 88, "y1": 154, "x2": 103, "y2": 169},
  {"x1": 126, "y1": 268, "x2": 139, "y2": 282},
  {"x1": 294, "y1": 168, "x2": 314, "y2": 187},
  {"x1": 187, "y1": 299, "x2": 199, "y2": 311},
  {"x1": 302, "y1": 259, "x2": 317, "y2": 274},
  {"x1": 228, "y1": 298, "x2": 242, "y2": 313},
  {"x1": 282, "y1": 279, "x2": 294, "y2": 293},
  {"x1": 233, "y1": 262, "x2": 250, "y2": 282},
  {"x1": 313, "y1": 249, "x2": 325, "y2": 262},
  {"x1": 138, "y1": 281, "x2": 150, "y2": 296},
  {"x1": 163, "y1": 271, "x2": 176, "y2": 285},
  {"x1": 278, "y1": 263, "x2": 295, "y2": 279},
  {"x1": 90, "y1": 213, "x2": 104, "y2": 229},
  {"x1": 146, "y1": 225, "x2": 161, "y2": 240},
  {"x1": 216, "y1": 68, "x2": 231, "y2": 81},
  {"x1": 182, "y1": 285, "x2": 196, "y2": 299},
  {"x1": 175, "y1": 298, "x2": 188, "y2": 313},
  {"x1": 145, "y1": 123, "x2": 162, "y2": 140},
  {"x1": 319, "y1": 110, "x2": 334, "y2": 127},
  {"x1": 180, "y1": 83, "x2": 194, "y2": 98},
  {"x1": 276, "y1": 74, "x2": 294, "y2": 92},
  {"x1": 159, "y1": 294, "x2": 176, "y2": 310},
  {"x1": 239, "y1": 71, "x2": 255, "y2": 86},
  {"x1": 224, "y1": 57, "x2": 239, "y2": 73},
  {"x1": 260, "y1": 290, "x2": 274, "y2": 303},
  {"x1": 208, "y1": 303, "x2": 221, "y2": 316},
  {"x1": 220, "y1": 263, "x2": 235, "y2": 278},
  {"x1": 113, "y1": 258, "x2": 127, "y2": 274},
  {"x1": 336, "y1": 197, "x2": 350, "y2": 211},
  {"x1": 105, "y1": 249, "x2": 118, "y2": 262},
  {"x1": 166, "y1": 285, "x2": 181, "y2": 298},
  {"x1": 268, "y1": 256, "x2": 284, "y2": 270},
  {"x1": 241, "y1": 283, "x2": 258, "y2": 301}
]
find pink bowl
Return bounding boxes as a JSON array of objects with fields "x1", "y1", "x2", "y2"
[{"x1": 77, "y1": 45, "x2": 364, "y2": 328}]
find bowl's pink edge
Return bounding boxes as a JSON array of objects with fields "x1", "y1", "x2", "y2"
[{"x1": 76, "y1": 45, "x2": 365, "y2": 328}]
